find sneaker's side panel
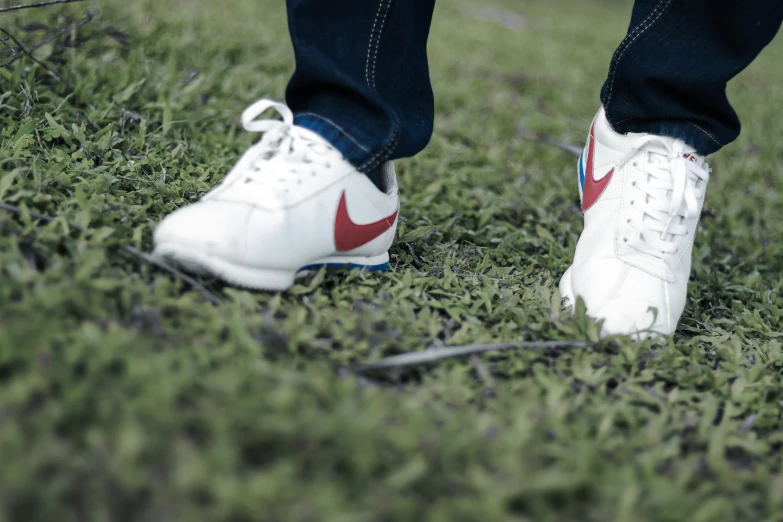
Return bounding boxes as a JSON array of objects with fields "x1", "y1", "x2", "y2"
[{"x1": 560, "y1": 107, "x2": 709, "y2": 339}]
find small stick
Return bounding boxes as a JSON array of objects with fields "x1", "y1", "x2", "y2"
[
  {"x1": 354, "y1": 340, "x2": 595, "y2": 371},
  {"x1": 405, "y1": 242, "x2": 423, "y2": 268},
  {"x1": 24, "y1": 10, "x2": 96, "y2": 54},
  {"x1": 517, "y1": 127, "x2": 581, "y2": 157},
  {"x1": 0, "y1": 0, "x2": 85, "y2": 13},
  {"x1": 0, "y1": 27, "x2": 71, "y2": 88}
]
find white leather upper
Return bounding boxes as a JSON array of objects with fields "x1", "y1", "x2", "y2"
[
  {"x1": 154, "y1": 101, "x2": 399, "y2": 271},
  {"x1": 564, "y1": 108, "x2": 710, "y2": 337}
]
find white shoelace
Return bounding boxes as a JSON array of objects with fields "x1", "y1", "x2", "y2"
[
  {"x1": 214, "y1": 99, "x2": 334, "y2": 191},
  {"x1": 616, "y1": 137, "x2": 710, "y2": 259}
]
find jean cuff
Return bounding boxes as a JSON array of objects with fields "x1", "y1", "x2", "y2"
[{"x1": 608, "y1": 118, "x2": 725, "y2": 156}]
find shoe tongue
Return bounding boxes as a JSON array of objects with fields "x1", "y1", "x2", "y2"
[
  {"x1": 256, "y1": 123, "x2": 327, "y2": 161},
  {"x1": 294, "y1": 125, "x2": 335, "y2": 149}
]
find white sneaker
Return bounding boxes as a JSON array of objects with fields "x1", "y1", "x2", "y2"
[
  {"x1": 153, "y1": 99, "x2": 400, "y2": 291},
  {"x1": 559, "y1": 108, "x2": 711, "y2": 339}
]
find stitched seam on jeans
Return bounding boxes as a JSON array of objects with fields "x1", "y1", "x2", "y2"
[
  {"x1": 370, "y1": 0, "x2": 393, "y2": 89},
  {"x1": 604, "y1": 0, "x2": 675, "y2": 123},
  {"x1": 365, "y1": 0, "x2": 386, "y2": 87},
  {"x1": 363, "y1": 134, "x2": 397, "y2": 172},
  {"x1": 295, "y1": 112, "x2": 371, "y2": 153},
  {"x1": 605, "y1": 0, "x2": 672, "y2": 104},
  {"x1": 359, "y1": 129, "x2": 399, "y2": 173},
  {"x1": 685, "y1": 120, "x2": 722, "y2": 146},
  {"x1": 358, "y1": 124, "x2": 399, "y2": 173}
]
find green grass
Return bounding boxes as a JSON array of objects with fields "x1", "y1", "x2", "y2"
[{"x1": 2, "y1": 0, "x2": 783, "y2": 520}]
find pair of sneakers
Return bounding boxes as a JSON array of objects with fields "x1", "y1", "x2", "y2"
[{"x1": 153, "y1": 99, "x2": 710, "y2": 339}]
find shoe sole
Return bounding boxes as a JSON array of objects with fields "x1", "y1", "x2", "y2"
[{"x1": 152, "y1": 243, "x2": 390, "y2": 292}]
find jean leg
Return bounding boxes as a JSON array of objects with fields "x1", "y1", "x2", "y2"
[
  {"x1": 601, "y1": 0, "x2": 783, "y2": 155},
  {"x1": 285, "y1": 0, "x2": 436, "y2": 171}
]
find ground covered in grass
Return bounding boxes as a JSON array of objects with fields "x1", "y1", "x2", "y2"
[{"x1": 1, "y1": 0, "x2": 783, "y2": 520}]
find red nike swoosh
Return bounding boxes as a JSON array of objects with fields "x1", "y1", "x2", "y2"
[
  {"x1": 334, "y1": 191, "x2": 399, "y2": 252},
  {"x1": 582, "y1": 121, "x2": 614, "y2": 211}
]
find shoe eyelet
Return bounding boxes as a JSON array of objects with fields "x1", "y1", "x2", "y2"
[
  {"x1": 623, "y1": 238, "x2": 628, "y2": 243},
  {"x1": 630, "y1": 200, "x2": 635, "y2": 206},
  {"x1": 631, "y1": 181, "x2": 636, "y2": 186},
  {"x1": 626, "y1": 218, "x2": 631, "y2": 224},
  {"x1": 633, "y1": 162, "x2": 637, "y2": 167}
]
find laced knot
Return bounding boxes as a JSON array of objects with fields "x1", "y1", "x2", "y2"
[
  {"x1": 230, "y1": 99, "x2": 333, "y2": 188},
  {"x1": 617, "y1": 136, "x2": 710, "y2": 259}
]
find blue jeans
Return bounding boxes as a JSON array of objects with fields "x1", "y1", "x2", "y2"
[{"x1": 285, "y1": 0, "x2": 783, "y2": 170}]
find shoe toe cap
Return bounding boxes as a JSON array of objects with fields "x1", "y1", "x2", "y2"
[
  {"x1": 592, "y1": 298, "x2": 671, "y2": 339},
  {"x1": 154, "y1": 201, "x2": 253, "y2": 256},
  {"x1": 568, "y1": 263, "x2": 680, "y2": 339}
]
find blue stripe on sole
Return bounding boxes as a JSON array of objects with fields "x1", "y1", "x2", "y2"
[{"x1": 298, "y1": 262, "x2": 391, "y2": 273}]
